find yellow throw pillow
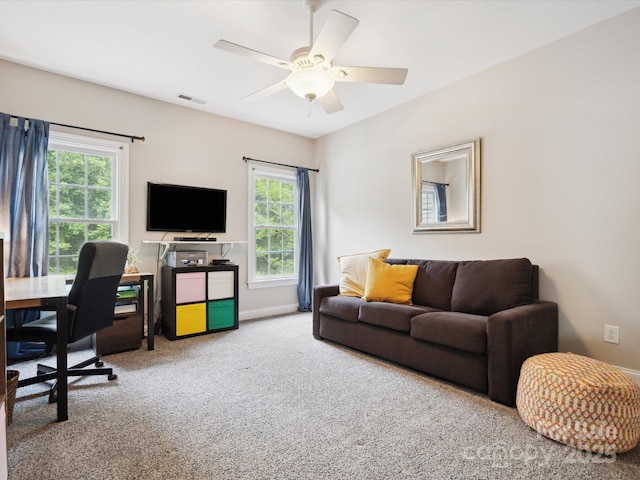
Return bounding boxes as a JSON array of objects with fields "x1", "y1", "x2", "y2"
[
  {"x1": 362, "y1": 257, "x2": 419, "y2": 305},
  {"x1": 337, "y1": 249, "x2": 392, "y2": 297}
]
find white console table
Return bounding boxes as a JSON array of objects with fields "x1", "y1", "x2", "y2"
[{"x1": 142, "y1": 240, "x2": 247, "y2": 261}]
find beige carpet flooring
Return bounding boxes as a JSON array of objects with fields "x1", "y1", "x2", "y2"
[{"x1": 6, "y1": 312, "x2": 640, "y2": 479}]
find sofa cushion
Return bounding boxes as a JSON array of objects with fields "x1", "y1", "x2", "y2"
[
  {"x1": 411, "y1": 311, "x2": 488, "y2": 354},
  {"x1": 337, "y1": 249, "x2": 391, "y2": 297},
  {"x1": 362, "y1": 257, "x2": 419, "y2": 305},
  {"x1": 319, "y1": 296, "x2": 364, "y2": 323},
  {"x1": 412, "y1": 260, "x2": 459, "y2": 310},
  {"x1": 450, "y1": 258, "x2": 533, "y2": 315},
  {"x1": 359, "y1": 302, "x2": 437, "y2": 333}
]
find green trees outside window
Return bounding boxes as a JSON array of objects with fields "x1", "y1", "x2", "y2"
[
  {"x1": 254, "y1": 176, "x2": 296, "y2": 278},
  {"x1": 48, "y1": 148, "x2": 115, "y2": 274}
]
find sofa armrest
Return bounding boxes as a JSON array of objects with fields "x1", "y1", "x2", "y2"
[
  {"x1": 313, "y1": 284, "x2": 340, "y2": 339},
  {"x1": 487, "y1": 301, "x2": 558, "y2": 406}
]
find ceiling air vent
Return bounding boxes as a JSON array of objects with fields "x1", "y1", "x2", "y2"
[{"x1": 177, "y1": 93, "x2": 206, "y2": 105}]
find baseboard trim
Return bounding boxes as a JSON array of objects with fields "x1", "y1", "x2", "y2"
[
  {"x1": 239, "y1": 303, "x2": 300, "y2": 322},
  {"x1": 616, "y1": 365, "x2": 640, "y2": 385}
]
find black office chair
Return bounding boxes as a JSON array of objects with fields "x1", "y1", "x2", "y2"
[{"x1": 7, "y1": 241, "x2": 129, "y2": 403}]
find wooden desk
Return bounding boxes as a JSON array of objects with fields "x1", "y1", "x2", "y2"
[
  {"x1": 4, "y1": 275, "x2": 69, "y2": 422},
  {"x1": 62, "y1": 272, "x2": 155, "y2": 350}
]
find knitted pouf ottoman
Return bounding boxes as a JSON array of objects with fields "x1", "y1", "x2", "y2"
[{"x1": 516, "y1": 352, "x2": 640, "y2": 453}]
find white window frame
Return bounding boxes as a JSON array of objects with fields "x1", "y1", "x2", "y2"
[
  {"x1": 247, "y1": 165, "x2": 298, "y2": 289},
  {"x1": 421, "y1": 183, "x2": 437, "y2": 224},
  {"x1": 48, "y1": 131, "x2": 129, "y2": 257}
]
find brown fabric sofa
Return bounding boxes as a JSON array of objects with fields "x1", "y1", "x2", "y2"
[{"x1": 313, "y1": 257, "x2": 558, "y2": 406}]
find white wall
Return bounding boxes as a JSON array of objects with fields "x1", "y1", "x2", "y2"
[
  {"x1": 315, "y1": 8, "x2": 640, "y2": 373},
  {"x1": 0, "y1": 59, "x2": 315, "y2": 320},
  {"x1": 1, "y1": 7, "x2": 639, "y2": 374}
]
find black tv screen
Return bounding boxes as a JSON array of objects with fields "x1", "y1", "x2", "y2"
[{"x1": 146, "y1": 182, "x2": 227, "y2": 233}]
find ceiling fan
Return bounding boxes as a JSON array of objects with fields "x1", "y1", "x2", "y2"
[{"x1": 213, "y1": 0, "x2": 408, "y2": 114}]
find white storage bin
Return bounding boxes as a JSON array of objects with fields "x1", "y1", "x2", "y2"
[{"x1": 208, "y1": 271, "x2": 234, "y2": 300}]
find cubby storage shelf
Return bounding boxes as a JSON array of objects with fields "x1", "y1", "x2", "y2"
[{"x1": 161, "y1": 264, "x2": 239, "y2": 341}]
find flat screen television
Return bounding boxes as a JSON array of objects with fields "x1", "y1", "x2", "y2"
[{"x1": 146, "y1": 182, "x2": 227, "y2": 233}]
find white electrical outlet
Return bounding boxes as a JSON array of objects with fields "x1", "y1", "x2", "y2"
[{"x1": 604, "y1": 324, "x2": 619, "y2": 344}]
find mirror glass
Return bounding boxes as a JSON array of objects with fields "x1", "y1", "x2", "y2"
[{"x1": 412, "y1": 138, "x2": 480, "y2": 233}]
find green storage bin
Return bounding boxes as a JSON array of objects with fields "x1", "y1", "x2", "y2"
[{"x1": 208, "y1": 299, "x2": 235, "y2": 330}]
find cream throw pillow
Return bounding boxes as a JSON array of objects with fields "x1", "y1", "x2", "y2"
[
  {"x1": 337, "y1": 249, "x2": 391, "y2": 297},
  {"x1": 362, "y1": 257, "x2": 419, "y2": 305}
]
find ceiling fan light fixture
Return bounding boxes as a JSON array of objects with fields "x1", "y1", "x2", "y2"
[
  {"x1": 286, "y1": 68, "x2": 335, "y2": 101},
  {"x1": 312, "y1": 54, "x2": 326, "y2": 65}
]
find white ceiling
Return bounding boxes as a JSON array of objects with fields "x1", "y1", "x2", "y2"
[{"x1": 1, "y1": 0, "x2": 639, "y2": 139}]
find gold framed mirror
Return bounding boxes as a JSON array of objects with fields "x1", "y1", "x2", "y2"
[{"x1": 412, "y1": 138, "x2": 481, "y2": 233}]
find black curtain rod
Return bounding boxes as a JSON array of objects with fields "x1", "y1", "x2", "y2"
[
  {"x1": 243, "y1": 156, "x2": 319, "y2": 173},
  {"x1": 422, "y1": 180, "x2": 449, "y2": 186},
  {"x1": 8, "y1": 114, "x2": 145, "y2": 143}
]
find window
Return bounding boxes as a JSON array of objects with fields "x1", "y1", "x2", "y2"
[
  {"x1": 47, "y1": 132, "x2": 129, "y2": 274},
  {"x1": 248, "y1": 166, "x2": 297, "y2": 288},
  {"x1": 421, "y1": 183, "x2": 437, "y2": 224}
]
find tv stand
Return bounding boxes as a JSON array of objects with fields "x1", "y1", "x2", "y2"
[
  {"x1": 142, "y1": 240, "x2": 248, "y2": 263},
  {"x1": 173, "y1": 236, "x2": 217, "y2": 242}
]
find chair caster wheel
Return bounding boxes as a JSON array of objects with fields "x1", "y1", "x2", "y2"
[
  {"x1": 95, "y1": 361, "x2": 104, "y2": 367},
  {"x1": 108, "y1": 374, "x2": 118, "y2": 381},
  {"x1": 48, "y1": 391, "x2": 58, "y2": 404}
]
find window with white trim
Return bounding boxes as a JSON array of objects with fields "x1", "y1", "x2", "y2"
[
  {"x1": 248, "y1": 166, "x2": 297, "y2": 288},
  {"x1": 47, "y1": 132, "x2": 129, "y2": 274},
  {"x1": 421, "y1": 183, "x2": 437, "y2": 224}
]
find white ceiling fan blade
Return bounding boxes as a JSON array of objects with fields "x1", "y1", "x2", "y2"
[
  {"x1": 318, "y1": 89, "x2": 344, "y2": 114},
  {"x1": 309, "y1": 10, "x2": 359, "y2": 64},
  {"x1": 214, "y1": 40, "x2": 291, "y2": 70},
  {"x1": 336, "y1": 66, "x2": 408, "y2": 85},
  {"x1": 243, "y1": 80, "x2": 288, "y2": 102}
]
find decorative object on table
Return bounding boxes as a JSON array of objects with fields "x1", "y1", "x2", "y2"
[
  {"x1": 125, "y1": 248, "x2": 140, "y2": 274},
  {"x1": 516, "y1": 352, "x2": 640, "y2": 453}
]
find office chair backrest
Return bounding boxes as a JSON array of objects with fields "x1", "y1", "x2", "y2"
[{"x1": 68, "y1": 241, "x2": 129, "y2": 341}]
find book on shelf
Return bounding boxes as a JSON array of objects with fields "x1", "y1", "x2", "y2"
[
  {"x1": 116, "y1": 285, "x2": 139, "y2": 300},
  {"x1": 114, "y1": 303, "x2": 138, "y2": 315}
]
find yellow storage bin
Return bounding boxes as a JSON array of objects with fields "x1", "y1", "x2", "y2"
[{"x1": 176, "y1": 303, "x2": 206, "y2": 336}]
